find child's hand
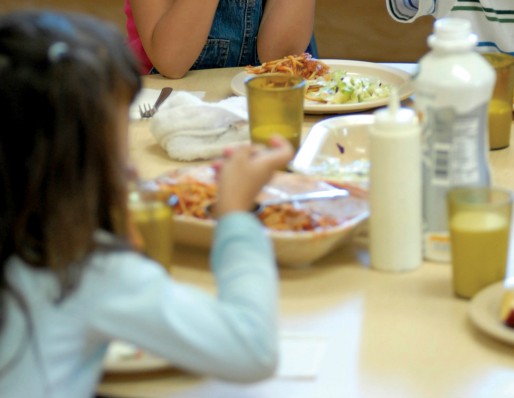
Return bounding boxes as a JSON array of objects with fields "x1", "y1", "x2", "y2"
[{"x1": 212, "y1": 136, "x2": 294, "y2": 218}]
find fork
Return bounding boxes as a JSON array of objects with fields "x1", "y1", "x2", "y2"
[{"x1": 139, "y1": 86, "x2": 174, "y2": 118}]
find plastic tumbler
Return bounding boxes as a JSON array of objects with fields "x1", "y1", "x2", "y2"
[
  {"x1": 447, "y1": 186, "x2": 512, "y2": 299},
  {"x1": 482, "y1": 53, "x2": 514, "y2": 150},
  {"x1": 245, "y1": 74, "x2": 305, "y2": 151},
  {"x1": 128, "y1": 183, "x2": 174, "y2": 273}
]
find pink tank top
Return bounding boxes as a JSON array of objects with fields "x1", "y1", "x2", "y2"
[{"x1": 124, "y1": 0, "x2": 153, "y2": 74}]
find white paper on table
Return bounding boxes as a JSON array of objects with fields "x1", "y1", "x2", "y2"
[{"x1": 276, "y1": 332, "x2": 327, "y2": 379}]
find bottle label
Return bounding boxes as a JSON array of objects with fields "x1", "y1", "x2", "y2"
[
  {"x1": 424, "y1": 231, "x2": 450, "y2": 263},
  {"x1": 423, "y1": 106, "x2": 489, "y2": 186},
  {"x1": 419, "y1": 104, "x2": 491, "y2": 262}
]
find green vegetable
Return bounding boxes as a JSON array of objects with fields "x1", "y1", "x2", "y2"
[{"x1": 306, "y1": 70, "x2": 392, "y2": 104}]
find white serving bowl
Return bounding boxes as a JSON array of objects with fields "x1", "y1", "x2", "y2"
[
  {"x1": 154, "y1": 166, "x2": 369, "y2": 268},
  {"x1": 290, "y1": 114, "x2": 373, "y2": 188}
]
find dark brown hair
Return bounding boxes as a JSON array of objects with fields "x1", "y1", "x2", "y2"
[{"x1": 0, "y1": 9, "x2": 141, "y2": 356}]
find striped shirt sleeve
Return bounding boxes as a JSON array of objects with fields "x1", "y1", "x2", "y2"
[{"x1": 387, "y1": 0, "x2": 455, "y2": 22}]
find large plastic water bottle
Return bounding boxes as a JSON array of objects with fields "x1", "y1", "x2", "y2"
[{"x1": 414, "y1": 18, "x2": 495, "y2": 263}]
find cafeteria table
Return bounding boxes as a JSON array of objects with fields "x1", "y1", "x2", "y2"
[{"x1": 97, "y1": 64, "x2": 514, "y2": 398}]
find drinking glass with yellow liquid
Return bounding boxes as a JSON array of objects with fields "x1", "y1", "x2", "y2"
[
  {"x1": 482, "y1": 53, "x2": 514, "y2": 150},
  {"x1": 128, "y1": 184, "x2": 174, "y2": 273},
  {"x1": 447, "y1": 187, "x2": 512, "y2": 299},
  {"x1": 245, "y1": 74, "x2": 305, "y2": 151}
]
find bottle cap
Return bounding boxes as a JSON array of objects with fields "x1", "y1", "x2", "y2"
[
  {"x1": 428, "y1": 18, "x2": 477, "y2": 51},
  {"x1": 373, "y1": 87, "x2": 418, "y2": 130}
]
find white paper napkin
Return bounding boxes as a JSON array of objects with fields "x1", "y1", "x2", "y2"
[
  {"x1": 103, "y1": 333, "x2": 326, "y2": 377},
  {"x1": 150, "y1": 91, "x2": 250, "y2": 161},
  {"x1": 129, "y1": 88, "x2": 205, "y2": 120},
  {"x1": 276, "y1": 332, "x2": 327, "y2": 379}
]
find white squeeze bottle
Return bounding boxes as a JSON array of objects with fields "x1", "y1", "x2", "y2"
[
  {"x1": 414, "y1": 18, "x2": 495, "y2": 262},
  {"x1": 369, "y1": 88, "x2": 422, "y2": 272}
]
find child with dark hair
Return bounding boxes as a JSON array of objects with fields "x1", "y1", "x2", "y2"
[{"x1": 0, "y1": 10, "x2": 293, "y2": 398}]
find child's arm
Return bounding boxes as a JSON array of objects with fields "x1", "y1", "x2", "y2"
[
  {"x1": 90, "y1": 139, "x2": 292, "y2": 381},
  {"x1": 257, "y1": 0, "x2": 316, "y2": 62},
  {"x1": 213, "y1": 136, "x2": 294, "y2": 218},
  {"x1": 130, "y1": 0, "x2": 220, "y2": 78}
]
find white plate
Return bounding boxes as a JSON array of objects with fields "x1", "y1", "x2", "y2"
[
  {"x1": 290, "y1": 114, "x2": 373, "y2": 188},
  {"x1": 468, "y1": 282, "x2": 514, "y2": 345},
  {"x1": 230, "y1": 60, "x2": 414, "y2": 114},
  {"x1": 103, "y1": 341, "x2": 173, "y2": 374}
]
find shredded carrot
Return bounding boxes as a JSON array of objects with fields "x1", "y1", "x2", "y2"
[
  {"x1": 245, "y1": 53, "x2": 330, "y2": 80},
  {"x1": 156, "y1": 178, "x2": 339, "y2": 231},
  {"x1": 258, "y1": 204, "x2": 339, "y2": 231},
  {"x1": 157, "y1": 178, "x2": 217, "y2": 220}
]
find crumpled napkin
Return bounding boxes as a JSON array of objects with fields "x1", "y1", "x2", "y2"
[{"x1": 150, "y1": 91, "x2": 250, "y2": 161}]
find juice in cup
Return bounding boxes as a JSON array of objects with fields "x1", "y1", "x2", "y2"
[
  {"x1": 482, "y1": 53, "x2": 514, "y2": 150},
  {"x1": 246, "y1": 74, "x2": 305, "y2": 152},
  {"x1": 450, "y1": 211, "x2": 508, "y2": 298},
  {"x1": 129, "y1": 192, "x2": 174, "y2": 272},
  {"x1": 250, "y1": 124, "x2": 300, "y2": 149},
  {"x1": 488, "y1": 98, "x2": 513, "y2": 150},
  {"x1": 448, "y1": 186, "x2": 512, "y2": 299}
]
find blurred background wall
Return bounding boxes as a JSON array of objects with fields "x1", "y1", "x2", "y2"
[
  {"x1": 315, "y1": 0, "x2": 433, "y2": 62},
  {"x1": 0, "y1": 0, "x2": 126, "y2": 33},
  {"x1": 0, "y1": 0, "x2": 434, "y2": 63}
]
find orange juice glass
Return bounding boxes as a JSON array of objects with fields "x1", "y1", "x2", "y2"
[
  {"x1": 447, "y1": 186, "x2": 512, "y2": 299},
  {"x1": 482, "y1": 53, "x2": 514, "y2": 150},
  {"x1": 128, "y1": 185, "x2": 174, "y2": 273}
]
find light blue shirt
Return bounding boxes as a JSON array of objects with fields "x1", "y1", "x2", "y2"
[{"x1": 0, "y1": 212, "x2": 279, "y2": 398}]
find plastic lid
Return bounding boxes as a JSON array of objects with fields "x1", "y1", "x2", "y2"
[{"x1": 428, "y1": 18, "x2": 477, "y2": 51}]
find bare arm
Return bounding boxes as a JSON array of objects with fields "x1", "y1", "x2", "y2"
[
  {"x1": 257, "y1": 0, "x2": 316, "y2": 62},
  {"x1": 130, "y1": 0, "x2": 220, "y2": 78},
  {"x1": 213, "y1": 137, "x2": 294, "y2": 218}
]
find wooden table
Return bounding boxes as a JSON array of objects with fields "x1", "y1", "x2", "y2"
[{"x1": 97, "y1": 66, "x2": 514, "y2": 398}]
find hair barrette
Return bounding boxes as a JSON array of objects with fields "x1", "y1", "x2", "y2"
[
  {"x1": 0, "y1": 54, "x2": 9, "y2": 69},
  {"x1": 48, "y1": 41, "x2": 70, "y2": 63}
]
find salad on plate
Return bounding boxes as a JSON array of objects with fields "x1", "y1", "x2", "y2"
[{"x1": 305, "y1": 70, "x2": 392, "y2": 104}]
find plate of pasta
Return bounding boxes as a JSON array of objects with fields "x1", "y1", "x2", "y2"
[
  {"x1": 232, "y1": 54, "x2": 414, "y2": 114},
  {"x1": 150, "y1": 166, "x2": 369, "y2": 267}
]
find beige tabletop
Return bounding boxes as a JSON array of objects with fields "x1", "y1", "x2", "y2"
[{"x1": 97, "y1": 66, "x2": 514, "y2": 398}]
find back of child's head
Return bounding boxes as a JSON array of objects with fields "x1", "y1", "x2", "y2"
[{"x1": 0, "y1": 10, "x2": 141, "y2": 284}]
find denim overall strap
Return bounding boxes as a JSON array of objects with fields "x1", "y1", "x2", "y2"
[{"x1": 191, "y1": 0, "x2": 262, "y2": 70}]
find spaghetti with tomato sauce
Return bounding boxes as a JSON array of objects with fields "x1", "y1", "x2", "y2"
[
  {"x1": 245, "y1": 53, "x2": 330, "y2": 80},
  {"x1": 156, "y1": 178, "x2": 339, "y2": 232}
]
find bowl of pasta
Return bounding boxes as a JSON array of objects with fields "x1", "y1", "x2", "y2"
[{"x1": 150, "y1": 165, "x2": 368, "y2": 267}]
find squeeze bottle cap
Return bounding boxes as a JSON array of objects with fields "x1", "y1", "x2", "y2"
[{"x1": 373, "y1": 87, "x2": 418, "y2": 130}]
